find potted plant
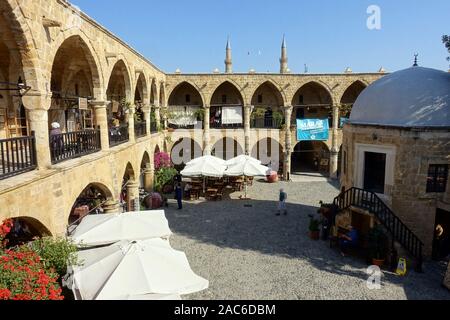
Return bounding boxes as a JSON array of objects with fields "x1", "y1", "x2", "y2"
[
  {"x1": 308, "y1": 216, "x2": 321, "y2": 240},
  {"x1": 368, "y1": 224, "x2": 388, "y2": 267}
]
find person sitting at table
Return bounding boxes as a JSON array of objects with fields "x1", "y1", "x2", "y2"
[
  {"x1": 339, "y1": 225, "x2": 358, "y2": 257},
  {"x1": 184, "y1": 183, "x2": 192, "y2": 198}
]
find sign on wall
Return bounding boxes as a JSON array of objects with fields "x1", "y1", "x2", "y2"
[
  {"x1": 78, "y1": 97, "x2": 88, "y2": 110},
  {"x1": 296, "y1": 119, "x2": 329, "y2": 141}
]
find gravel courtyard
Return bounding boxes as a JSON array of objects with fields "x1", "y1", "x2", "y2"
[{"x1": 165, "y1": 180, "x2": 450, "y2": 300}]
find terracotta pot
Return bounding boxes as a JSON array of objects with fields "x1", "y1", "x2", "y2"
[
  {"x1": 372, "y1": 258, "x2": 385, "y2": 267},
  {"x1": 309, "y1": 231, "x2": 320, "y2": 240},
  {"x1": 267, "y1": 171, "x2": 278, "y2": 183}
]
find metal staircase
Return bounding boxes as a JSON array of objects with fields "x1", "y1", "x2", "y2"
[{"x1": 333, "y1": 187, "x2": 423, "y2": 272}]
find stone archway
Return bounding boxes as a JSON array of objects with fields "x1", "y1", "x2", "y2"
[
  {"x1": 251, "y1": 137, "x2": 284, "y2": 173},
  {"x1": 68, "y1": 182, "x2": 114, "y2": 225},
  {"x1": 340, "y1": 81, "x2": 367, "y2": 124},
  {"x1": 291, "y1": 140, "x2": 330, "y2": 176},
  {"x1": 48, "y1": 35, "x2": 101, "y2": 134},
  {"x1": 292, "y1": 81, "x2": 333, "y2": 128},
  {"x1": 250, "y1": 81, "x2": 285, "y2": 129},
  {"x1": 167, "y1": 81, "x2": 204, "y2": 129},
  {"x1": 2, "y1": 216, "x2": 52, "y2": 248},
  {"x1": 170, "y1": 137, "x2": 203, "y2": 169},
  {"x1": 210, "y1": 81, "x2": 245, "y2": 129}
]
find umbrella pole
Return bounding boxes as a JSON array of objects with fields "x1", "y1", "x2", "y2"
[{"x1": 244, "y1": 176, "x2": 248, "y2": 199}]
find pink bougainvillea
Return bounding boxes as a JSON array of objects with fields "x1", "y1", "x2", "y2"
[{"x1": 154, "y1": 152, "x2": 172, "y2": 170}]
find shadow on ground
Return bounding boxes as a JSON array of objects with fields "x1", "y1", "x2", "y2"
[{"x1": 162, "y1": 180, "x2": 449, "y2": 300}]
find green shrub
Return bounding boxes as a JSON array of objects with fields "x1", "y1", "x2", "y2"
[
  {"x1": 154, "y1": 167, "x2": 178, "y2": 192},
  {"x1": 26, "y1": 237, "x2": 80, "y2": 278}
]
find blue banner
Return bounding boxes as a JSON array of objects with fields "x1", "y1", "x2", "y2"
[{"x1": 297, "y1": 119, "x2": 329, "y2": 141}]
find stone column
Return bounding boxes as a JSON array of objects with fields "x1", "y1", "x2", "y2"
[
  {"x1": 143, "y1": 105, "x2": 151, "y2": 136},
  {"x1": 154, "y1": 104, "x2": 161, "y2": 130},
  {"x1": 128, "y1": 106, "x2": 136, "y2": 142},
  {"x1": 244, "y1": 105, "x2": 252, "y2": 155},
  {"x1": 162, "y1": 107, "x2": 168, "y2": 130},
  {"x1": 203, "y1": 105, "x2": 211, "y2": 155},
  {"x1": 27, "y1": 109, "x2": 52, "y2": 169},
  {"x1": 92, "y1": 101, "x2": 110, "y2": 151},
  {"x1": 143, "y1": 162, "x2": 154, "y2": 192},
  {"x1": 103, "y1": 199, "x2": 121, "y2": 214},
  {"x1": 283, "y1": 106, "x2": 293, "y2": 181},
  {"x1": 126, "y1": 179, "x2": 140, "y2": 212},
  {"x1": 330, "y1": 104, "x2": 340, "y2": 179}
]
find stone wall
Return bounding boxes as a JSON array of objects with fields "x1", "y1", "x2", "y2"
[{"x1": 341, "y1": 124, "x2": 450, "y2": 255}]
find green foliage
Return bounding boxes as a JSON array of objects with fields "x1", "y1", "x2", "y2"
[
  {"x1": 443, "y1": 35, "x2": 450, "y2": 64},
  {"x1": 26, "y1": 237, "x2": 80, "y2": 278},
  {"x1": 368, "y1": 225, "x2": 388, "y2": 260},
  {"x1": 154, "y1": 167, "x2": 178, "y2": 192},
  {"x1": 193, "y1": 108, "x2": 205, "y2": 121},
  {"x1": 251, "y1": 107, "x2": 267, "y2": 119}
]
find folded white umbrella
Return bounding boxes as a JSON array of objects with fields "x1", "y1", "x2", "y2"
[
  {"x1": 181, "y1": 158, "x2": 227, "y2": 178},
  {"x1": 70, "y1": 210, "x2": 172, "y2": 247},
  {"x1": 68, "y1": 238, "x2": 209, "y2": 300},
  {"x1": 110, "y1": 293, "x2": 182, "y2": 300},
  {"x1": 225, "y1": 155, "x2": 261, "y2": 166}
]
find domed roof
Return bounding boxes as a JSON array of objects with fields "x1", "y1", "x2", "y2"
[{"x1": 350, "y1": 67, "x2": 450, "y2": 127}]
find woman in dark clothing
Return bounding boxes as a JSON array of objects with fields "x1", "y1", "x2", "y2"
[{"x1": 175, "y1": 183, "x2": 183, "y2": 210}]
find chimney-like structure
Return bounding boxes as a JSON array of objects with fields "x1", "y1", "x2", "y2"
[
  {"x1": 280, "y1": 35, "x2": 288, "y2": 74},
  {"x1": 225, "y1": 37, "x2": 232, "y2": 73}
]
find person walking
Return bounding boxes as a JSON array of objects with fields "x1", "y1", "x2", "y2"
[
  {"x1": 175, "y1": 183, "x2": 183, "y2": 210},
  {"x1": 277, "y1": 188, "x2": 288, "y2": 216}
]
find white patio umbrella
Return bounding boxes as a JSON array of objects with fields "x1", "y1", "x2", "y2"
[
  {"x1": 67, "y1": 238, "x2": 209, "y2": 300},
  {"x1": 70, "y1": 210, "x2": 172, "y2": 247},
  {"x1": 181, "y1": 160, "x2": 227, "y2": 178},
  {"x1": 185, "y1": 155, "x2": 226, "y2": 166},
  {"x1": 225, "y1": 157, "x2": 270, "y2": 199},
  {"x1": 225, "y1": 154, "x2": 261, "y2": 166}
]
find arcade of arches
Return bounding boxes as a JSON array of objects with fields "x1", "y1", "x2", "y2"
[{"x1": 0, "y1": 0, "x2": 384, "y2": 236}]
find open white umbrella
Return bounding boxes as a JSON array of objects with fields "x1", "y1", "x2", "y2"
[
  {"x1": 70, "y1": 210, "x2": 172, "y2": 247},
  {"x1": 185, "y1": 155, "x2": 226, "y2": 166},
  {"x1": 67, "y1": 238, "x2": 209, "y2": 300},
  {"x1": 225, "y1": 157, "x2": 270, "y2": 199},
  {"x1": 181, "y1": 159, "x2": 227, "y2": 178},
  {"x1": 225, "y1": 155, "x2": 261, "y2": 166}
]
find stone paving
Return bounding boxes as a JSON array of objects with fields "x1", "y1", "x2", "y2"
[{"x1": 165, "y1": 180, "x2": 450, "y2": 300}]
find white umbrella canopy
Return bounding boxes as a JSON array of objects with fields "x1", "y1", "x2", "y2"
[
  {"x1": 225, "y1": 155, "x2": 261, "y2": 166},
  {"x1": 68, "y1": 238, "x2": 209, "y2": 300},
  {"x1": 181, "y1": 157, "x2": 227, "y2": 178},
  {"x1": 109, "y1": 293, "x2": 182, "y2": 301},
  {"x1": 225, "y1": 160, "x2": 270, "y2": 177},
  {"x1": 70, "y1": 211, "x2": 172, "y2": 247},
  {"x1": 185, "y1": 155, "x2": 226, "y2": 166}
]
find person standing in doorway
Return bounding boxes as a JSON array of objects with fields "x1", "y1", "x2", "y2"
[
  {"x1": 277, "y1": 188, "x2": 288, "y2": 216},
  {"x1": 175, "y1": 183, "x2": 183, "y2": 210}
]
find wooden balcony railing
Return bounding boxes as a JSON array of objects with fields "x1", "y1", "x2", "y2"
[
  {"x1": 0, "y1": 132, "x2": 37, "y2": 180},
  {"x1": 109, "y1": 123, "x2": 129, "y2": 147},
  {"x1": 50, "y1": 128, "x2": 101, "y2": 164}
]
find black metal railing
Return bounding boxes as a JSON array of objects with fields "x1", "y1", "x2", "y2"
[
  {"x1": 150, "y1": 121, "x2": 158, "y2": 133},
  {"x1": 0, "y1": 132, "x2": 37, "y2": 180},
  {"x1": 135, "y1": 121, "x2": 147, "y2": 138},
  {"x1": 50, "y1": 128, "x2": 101, "y2": 164},
  {"x1": 210, "y1": 121, "x2": 244, "y2": 129},
  {"x1": 251, "y1": 117, "x2": 283, "y2": 129},
  {"x1": 333, "y1": 187, "x2": 423, "y2": 271},
  {"x1": 109, "y1": 123, "x2": 129, "y2": 147}
]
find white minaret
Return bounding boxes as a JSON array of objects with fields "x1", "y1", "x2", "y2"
[
  {"x1": 225, "y1": 37, "x2": 232, "y2": 73},
  {"x1": 280, "y1": 35, "x2": 289, "y2": 74}
]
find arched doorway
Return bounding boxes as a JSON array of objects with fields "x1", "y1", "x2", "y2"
[
  {"x1": 167, "y1": 82, "x2": 204, "y2": 129},
  {"x1": 250, "y1": 81, "x2": 285, "y2": 129},
  {"x1": 210, "y1": 81, "x2": 244, "y2": 129},
  {"x1": 251, "y1": 138, "x2": 283, "y2": 173},
  {"x1": 171, "y1": 138, "x2": 203, "y2": 170},
  {"x1": 106, "y1": 60, "x2": 131, "y2": 146},
  {"x1": 134, "y1": 73, "x2": 148, "y2": 136},
  {"x1": 140, "y1": 151, "x2": 151, "y2": 191},
  {"x1": 2, "y1": 217, "x2": 52, "y2": 248},
  {"x1": 68, "y1": 182, "x2": 113, "y2": 225},
  {"x1": 291, "y1": 141, "x2": 330, "y2": 176},
  {"x1": 48, "y1": 35, "x2": 100, "y2": 133},
  {"x1": 121, "y1": 162, "x2": 136, "y2": 211},
  {"x1": 212, "y1": 138, "x2": 243, "y2": 160}
]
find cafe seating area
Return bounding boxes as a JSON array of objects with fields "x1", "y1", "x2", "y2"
[{"x1": 183, "y1": 176, "x2": 248, "y2": 202}]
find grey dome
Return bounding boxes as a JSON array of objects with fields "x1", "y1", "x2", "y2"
[{"x1": 350, "y1": 67, "x2": 450, "y2": 127}]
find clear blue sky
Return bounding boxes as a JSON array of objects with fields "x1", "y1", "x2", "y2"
[{"x1": 71, "y1": 0, "x2": 450, "y2": 74}]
